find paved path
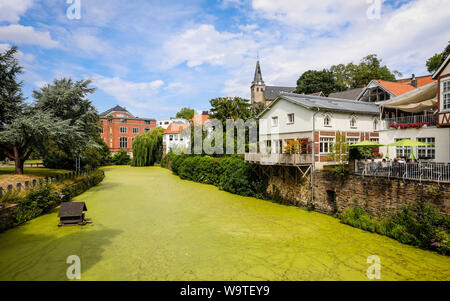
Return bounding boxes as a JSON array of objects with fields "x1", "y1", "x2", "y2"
[{"x1": 0, "y1": 166, "x2": 449, "y2": 280}]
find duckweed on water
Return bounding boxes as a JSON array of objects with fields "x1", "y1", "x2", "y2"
[{"x1": 0, "y1": 166, "x2": 449, "y2": 280}]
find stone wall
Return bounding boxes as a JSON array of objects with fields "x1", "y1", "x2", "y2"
[
  {"x1": 266, "y1": 166, "x2": 450, "y2": 217},
  {"x1": 0, "y1": 204, "x2": 19, "y2": 232}
]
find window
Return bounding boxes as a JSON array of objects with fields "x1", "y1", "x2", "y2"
[
  {"x1": 169, "y1": 135, "x2": 173, "y2": 141},
  {"x1": 373, "y1": 119, "x2": 379, "y2": 131},
  {"x1": 265, "y1": 140, "x2": 272, "y2": 153},
  {"x1": 110, "y1": 127, "x2": 112, "y2": 134},
  {"x1": 370, "y1": 138, "x2": 379, "y2": 143},
  {"x1": 120, "y1": 127, "x2": 127, "y2": 133},
  {"x1": 159, "y1": 122, "x2": 163, "y2": 125},
  {"x1": 110, "y1": 137, "x2": 112, "y2": 147},
  {"x1": 119, "y1": 137, "x2": 128, "y2": 149},
  {"x1": 417, "y1": 138, "x2": 435, "y2": 159},
  {"x1": 145, "y1": 120, "x2": 151, "y2": 125},
  {"x1": 287, "y1": 113, "x2": 295, "y2": 124},
  {"x1": 145, "y1": 128, "x2": 150, "y2": 132},
  {"x1": 121, "y1": 119, "x2": 127, "y2": 124},
  {"x1": 99, "y1": 127, "x2": 104, "y2": 133},
  {"x1": 175, "y1": 135, "x2": 178, "y2": 141},
  {"x1": 164, "y1": 121, "x2": 169, "y2": 125},
  {"x1": 347, "y1": 138, "x2": 359, "y2": 145},
  {"x1": 133, "y1": 128, "x2": 139, "y2": 134},
  {"x1": 350, "y1": 117, "x2": 357, "y2": 128},
  {"x1": 442, "y1": 79, "x2": 450, "y2": 110},
  {"x1": 395, "y1": 138, "x2": 411, "y2": 158},
  {"x1": 272, "y1": 116, "x2": 278, "y2": 127},
  {"x1": 319, "y1": 137, "x2": 334, "y2": 154},
  {"x1": 324, "y1": 115, "x2": 331, "y2": 127}
]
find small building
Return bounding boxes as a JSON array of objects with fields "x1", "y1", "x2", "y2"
[
  {"x1": 432, "y1": 54, "x2": 450, "y2": 127},
  {"x1": 162, "y1": 123, "x2": 191, "y2": 155},
  {"x1": 58, "y1": 202, "x2": 88, "y2": 227},
  {"x1": 99, "y1": 105, "x2": 157, "y2": 156},
  {"x1": 158, "y1": 117, "x2": 189, "y2": 129}
]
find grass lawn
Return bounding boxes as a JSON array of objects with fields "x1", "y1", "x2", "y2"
[{"x1": 0, "y1": 166, "x2": 448, "y2": 281}]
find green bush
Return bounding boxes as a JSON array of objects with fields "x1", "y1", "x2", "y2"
[
  {"x1": 164, "y1": 154, "x2": 266, "y2": 198},
  {"x1": 112, "y1": 150, "x2": 131, "y2": 165},
  {"x1": 339, "y1": 202, "x2": 450, "y2": 255},
  {"x1": 8, "y1": 170, "x2": 105, "y2": 229}
]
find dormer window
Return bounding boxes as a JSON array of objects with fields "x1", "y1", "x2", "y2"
[
  {"x1": 373, "y1": 119, "x2": 379, "y2": 131},
  {"x1": 350, "y1": 117, "x2": 357, "y2": 128},
  {"x1": 324, "y1": 115, "x2": 331, "y2": 127}
]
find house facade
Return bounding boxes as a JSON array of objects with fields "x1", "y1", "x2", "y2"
[
  {"x1": 99, "y1": 105, "x2": 157, "y2": 156},
  {"x1": 255, "y1": 93, "x2": 380, "y2": 168},
  {"x1": 162, "y1": 123, "x2": 190, "y2": 155},
  {"x1": 433, "y1": 55, "x2": 450, "y2": 127}
]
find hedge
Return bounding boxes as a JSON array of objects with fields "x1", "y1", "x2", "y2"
[{"x1": 164, "y1": 153, "x2": 266, "y2": 198}]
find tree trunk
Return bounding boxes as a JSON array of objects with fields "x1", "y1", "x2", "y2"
[{"x1": 13, "y1": 146, "x2": 24, "y2": 175}]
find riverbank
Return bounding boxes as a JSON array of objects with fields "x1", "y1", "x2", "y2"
[{"x1": 0, "y1": 166, "x2": 448, "y2": 280}]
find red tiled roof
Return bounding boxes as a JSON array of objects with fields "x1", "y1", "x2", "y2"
[
  {"x1": 163, "y1": 123, "x2": 189, "y2": 134},
  {"x1": 189, "y1": 114, "x2": 210, "y2": 125},
  {"x1": 376, "y1": 76, "x2": 435, "y2": 96}
]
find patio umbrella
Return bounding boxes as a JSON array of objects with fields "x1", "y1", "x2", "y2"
[
  {"x1": 387, "y1": 139, "x2": 430, "y2": 160},
  {"x1": 349, "y1": 140, "x2": 384, "y2": 147}
]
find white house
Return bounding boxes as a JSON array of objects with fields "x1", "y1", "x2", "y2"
[
  {"x1": 254, "y1": 92, "x2": 380, "y2": 168},
  {"x1": 377, "y1": 58, "x2": 450, "y2": 163},
  {"x1": 162, "y1": 123, "x2": 190, "y2": 155},
  {"x1": 158, "y1": 118, "x2": 189, "y2": 129}
]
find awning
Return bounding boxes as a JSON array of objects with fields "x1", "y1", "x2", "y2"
[
  {"x1": 380, "y1": 81, "x2": 437, "y2": 111},
  {"x1": 388, "y1": 97, "x2": 437, "y2": 113}
]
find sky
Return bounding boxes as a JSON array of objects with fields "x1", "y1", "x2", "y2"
[{"x1": 1, "y1": 0, "x2": 449, "y2": 121}]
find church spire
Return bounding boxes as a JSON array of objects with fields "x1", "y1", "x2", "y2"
[{"x1": 252, "y1": 60, "x2": 264, "y2": 86}]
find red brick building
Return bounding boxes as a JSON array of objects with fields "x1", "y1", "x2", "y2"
[{"x1": 99, "y1": 105, "x2": 156, "y2": 155}]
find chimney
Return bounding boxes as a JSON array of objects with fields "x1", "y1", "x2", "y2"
[{"x1": 410, "y1": 74, "x2": 417, "y2": 88}]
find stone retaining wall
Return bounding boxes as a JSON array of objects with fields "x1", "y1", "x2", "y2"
[{"x1": 266, "y1": 166, "x2": 450, "y2": 217}]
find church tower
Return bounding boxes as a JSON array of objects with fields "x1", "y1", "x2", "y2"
[{"x1": 251, "y1": 60, "x2": 266, "y2": 105}]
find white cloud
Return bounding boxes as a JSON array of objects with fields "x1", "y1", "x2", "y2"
[
  {"x1": 160, "y1": 24, "x2": 257, "y2": 69},
  {"x1": 93, "y1": 75, "x2": 165, "y2": 109},
  {"x1": 0, "y1": 0, "x2": 34, "y2": 23},
  {"x1": 0, "y1": 24, "x2": 59, "y2": 48}
]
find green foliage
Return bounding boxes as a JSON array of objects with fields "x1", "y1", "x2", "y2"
[
  {"x1": 339, "y1": 203, "x2": 450, "y2": 255},
  {"x1": 295, "y1": 69, "x2": 342, "y2": 96},
  {"x1": 131, "y1": 127, "x2": 164, "y2": 167},
  {"x1": 175, "y1": 107, "x2": 195, "y2": 120},
  {"x1": 165, "y1": 154, "x2": 266, "y2": 198},
  {"x1": 426, "y1": 41, "x2": 450, "y2": 73},
  {"x1": 209, "y1": 97, "x2": 254, "y2": 124},
  {"x1": 330, "y1": 54, "x2": 401, "y2": 89},
  {"x1": 112, "y1": 150, "x2": 131, "y2": 165}
]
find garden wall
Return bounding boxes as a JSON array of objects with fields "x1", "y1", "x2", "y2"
[{"x1": 266, "y1": 167, "x2": 450, "y2": 217}]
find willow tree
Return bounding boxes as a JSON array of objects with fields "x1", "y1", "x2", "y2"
[{"x1": 131, "y1": 127, "x2": 165, "y2": 167}]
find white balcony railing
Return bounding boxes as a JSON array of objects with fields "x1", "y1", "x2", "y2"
[
  {"x1": 384, "y1": 114, "x2": 437, "y2": 128},
  {"x1": 355, "y1": 161, "x2": 450, "y2": 183},
  {"x1": 245, "y1": 153, "x2": 313, "y2": 166}
]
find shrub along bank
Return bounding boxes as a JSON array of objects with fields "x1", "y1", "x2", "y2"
[
  {"x1": 339, "y1": 203, "x2": 449, "y2": 255},
  {"x1": 0, "y1": 170, "x2": 104, "y2": 231},
  {"x1": 162, "y1": 153, "x2": 267, "y2": 198}
]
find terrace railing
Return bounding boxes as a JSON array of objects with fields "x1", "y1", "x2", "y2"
[
  {"x1": 355, "y1": 161, "x2": 450, "y2": 183},
  {"x1": 384, "y1": 114, "x2": 437, "y2": 128},
  {"x1": 245, "y1": 153, "x2": 313, "y2": 166}
]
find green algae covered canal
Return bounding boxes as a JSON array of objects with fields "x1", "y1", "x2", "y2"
[{"x1": 0, "y1": 166, "x2": 449, "y2": 281}]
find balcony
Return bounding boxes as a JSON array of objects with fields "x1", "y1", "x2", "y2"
[
  {"x1": 384, "y1": 114, "x2": 436, "y2": 128},
  {"x1": 245, "y1": 153, "x2": 313, "y2": 166}
]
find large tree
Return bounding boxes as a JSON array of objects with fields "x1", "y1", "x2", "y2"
[
  {"x1": 330, "y1": 54, "x2": 401, "y2": 89},
  {"x1": 33, "y1": 78, "x2": 101, "y2": 169},
  {"x1": 426, "y1": 41, "x2": 450, "y2": 74},
  {"x1": 294, "y1": 69, "x2": 342, "y2": 96},
  {"x1": 209, "y1": 97, "x2": 253, "y2": 124},
  {"x1": 176, "y1": 107, "x2": 195, "y2": 120},
  {"x1": 0, "y1": 47, "x2": 101, "y2": 174}
]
